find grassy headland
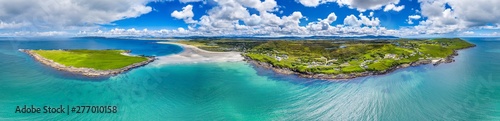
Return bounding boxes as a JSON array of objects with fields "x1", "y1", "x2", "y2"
[
  {"x1": 31, "y1": 49, "x2": 149, "y2": 70},
  {"x1": 244, "y1": 38, "x2": 474, "y2": 74},
  {"x1": 173, "y1": 38, "x2": 475, "y2": 79},
  {"x1": 22, "y1": 49, "x2": 155, "y2": 77}
]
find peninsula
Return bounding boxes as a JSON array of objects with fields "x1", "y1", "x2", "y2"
[
  {"x1": 167, "y1": 38, "x2": 475, "y2": 80},
  {"x1": 20, "y1": 49, "x2": 155, "y2": 77}
]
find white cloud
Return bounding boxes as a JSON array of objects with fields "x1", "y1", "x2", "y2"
[
  {"x1": 296, "y1": 0, "x2": 401, "y2": 12},
  {"x1": 336, "y1": 0, "x2": 401, "y2": 11},
  {"x1": 79, "y1": 25, "x2": 404, "y2": 37},
  {"x1": 443, "y1": 0, "x2": 500, "y2": 27},
  {"x1": 343, "y1": 14, "x2": 380, "y2": 27},
  {"x1": 192, "y1": 0, "x2": 308, "y2": 35},
  {"x1": 325, "y1": 13, "x2": 338, "y2": 23},
  {"x1": 412, "y1": 0, "x2": 458, "y2": 34},
  {"x1": 237, "y1": 0, "x2": 277, "y2": 12},
  {"x1": 179, "y1": 0, "x2": 203, "y2": 3},
  {"x1": 406, "y1": 15, "x2": 421, "y2": 24},
  {"x1": 481, "y1": 25, "x2": 500, "y2": 29},
  {"x1": 358, "y1": 13, "x2": 380, "y2": 26},
  {"x1": 0, "y1": 21, "x2": 30, "y2": 29},
  {"x1": 344, "y1": 15, "x2": 361, "y2": 27},
  {"x1": 171, "y1": 5, "x2": 197, "y2": 23},
  {"x1": 407, "y1": 21, "x2": 413, "y2": 25},
  {"x1": 79, "y1": 8, "x2": 400, "y2": 37},
  {"x1": 306, "y1": 12, "x2": 336, "y2": 31},
  {"x1": 78, "y1": 11, "x2": 401, "y2": 37},
  {"x1": 412, "y1": 0, "x2": 500, "y2": 35},
  {"x1": 461, "y1": 31, "x2": 474, "y2": 35},
  {"x1": 243, "y1": 14, "x2": 262, "y2": 26},
  {"x1": 0, "y1": 31, "x2": 69, "y2": 37},
  {"x1": 8, "y1": 0, "x2": 500, "y2": 37},
  {"x1": 478, "y1": 32, "x2": 499, "y2": 36},
  {"x1": 298, "y1": 0, "x2": 321, "y2": 7},
  {"x1": 0, "y1": 0, "x2": 152, "y2": 31},
  {"x1": 419, "y1": 0, "x2": 445, "y2": 17},
  {"x1": 408, "y1": 15, "x2": 421, "y2": 19},
  {"x1": 82, "y1": 0, "x2": 500, "y2": 37},
  {"x1": 383, "y1": 4, "x2": 405, "y2": 12}
]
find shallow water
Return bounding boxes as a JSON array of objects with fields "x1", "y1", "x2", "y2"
[{"x1": 0, "y1": 37, "x2": 499, "y2": 120}]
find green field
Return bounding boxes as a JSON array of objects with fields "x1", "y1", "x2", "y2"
[{"x1": 32, "y1": 50, "x2": 149, "y2": 70}]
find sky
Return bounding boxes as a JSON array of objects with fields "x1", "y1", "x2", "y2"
[{"x1": 0, "y1": 0, "x2": 499, "y2": 37}]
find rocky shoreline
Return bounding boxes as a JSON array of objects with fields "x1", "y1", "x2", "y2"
[
  {"x1": 243, "y1": 45, "x2": 476, "y2": 80},
  {"x1": 20, "y1": 49, "x2": 155, "y2": 77}
]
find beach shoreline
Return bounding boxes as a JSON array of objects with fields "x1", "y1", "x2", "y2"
[
  {"x1": 155, "y1": 42, "x2": 244, "y2": 64},
  {"x1": 20, "y1": 49, "x2": 155, "y2": 77}
]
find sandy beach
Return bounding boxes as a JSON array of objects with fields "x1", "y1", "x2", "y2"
[{"x1": 155, "y1": 42, "x2": 244, "y2": 65}]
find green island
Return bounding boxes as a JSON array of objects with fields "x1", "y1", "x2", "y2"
[
  {"x1": 21, "y1": 49, "x2": 155, "y2": 77},
  {"x1": 173, "y1": 38, "x2": 475, "y2": 79}
]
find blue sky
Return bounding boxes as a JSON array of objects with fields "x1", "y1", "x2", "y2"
[
  {"x1": 0, "y1": 0, "x2": 499, "y2": 37},
  {"x1": 108, "y1": 0, "x2": 419, "y2": 32},
  {"x1": 126, "y1": 0, "x2": 418, "y2": 29}
]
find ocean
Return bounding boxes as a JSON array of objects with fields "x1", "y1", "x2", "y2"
[{"x1": 0, "y1": 37, "x2": 499, "y2": 120}]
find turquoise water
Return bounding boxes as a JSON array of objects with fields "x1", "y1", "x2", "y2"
[{"x1": 1, "y1": 37, "x2": 500, "y2": 120}]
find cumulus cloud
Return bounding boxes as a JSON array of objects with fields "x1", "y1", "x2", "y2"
[
  {"x1": 78, "y1": 0, "x2": 404, "y2": 37},
  {"x1": 443, "y1": 0, "x2": 500, "y2": 27},
  {"x1": 296, "y1": 0, "x2": 402, "y2": 12},
  {"x1": 412, "y1": 0, "x2": 500, "y2": 34},
  {"x1": 344, "y1": 15, "x2": 362, "y2": 27},
  {"x1": 324, "y1": 13, "x2": 338, "y2": 23},
  {"x1": 297, "y1": 0, "x2": 322, "y2": 7},
  {"x1": 7, "y1": 0, "x2": 500, "y2": 37},
  {"x1": 79, "y1": 25, "x2": 403, "y2": 37},
  {"x1": 408, "y1": 15, "x2": 422, "y2": 19},
  {"x1": 0, "y1": 21, "x2": 30, "y2": 29},
  {"x1": 306, "y1": 12, "x2": 337, "y2": 31},
  {"x1": 171, "y1": 5, "x2": 197, "y2": 23},
  {"x1": 481, "y1": 25, "x2": 500, "y2": 29},
  {"x1": 383, "y1": 4, "x2": 405, "y2": 12},
  {"x1": 337, "y1": 0, "x2": 401, "y2": 11},
  {"x1": 237, "y1": 0, "x2": 277, "y2": 12},
  {"x1": 0, "y1": 0, "x2": 152, "y2": 31},
  {"x1": 406, "y1": 15, "x2": 421, "y2": 24},
  {"x1": 191, "y1": 0, "x2": 309, "y2": 35},
  {"x1": 79, "y1": 10, "x2": 399, "y2": 37},
  {"x1": 343, "y1": 14, "x2": 380, "y2": 27},
  {"x1": 179, "y1": 0, "x2": 203, "y2": 3}
]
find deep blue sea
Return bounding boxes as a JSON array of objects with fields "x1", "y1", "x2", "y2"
[{"x1": 0, "y1": 37, "x2": 499, "y2": 120}]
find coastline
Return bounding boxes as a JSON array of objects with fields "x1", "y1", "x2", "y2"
[
  {"x1": 155, "y1": 42, "x2": 244, "y2": 64},
  {"x1": 157, "y1": 41, "x2": 475, "y2": 80},
  {"x1": 20, "y1": 49, "x2": 155, "y2": 77},
  {"x1": 242, "y1": 45, "x2": 476, "y2": 80}
]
